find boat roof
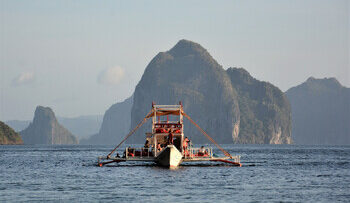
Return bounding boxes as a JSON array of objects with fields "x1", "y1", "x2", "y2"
[{"x1": 145, "y1": 105, "x2": 183, "y2": 118}]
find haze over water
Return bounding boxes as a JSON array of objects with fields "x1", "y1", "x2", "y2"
[
  {"x1": 1, "y1": 1, "x2": 349, "y2": 202},
  {"x1": 1, "y1": 144, "x2": 349, "y2": 202},
  {"x1": 1, "y1": 0, "x2": 348, "y2": 121}
]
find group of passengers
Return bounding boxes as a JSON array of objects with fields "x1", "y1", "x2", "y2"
[
  {"x1": 138, "y1": 129, "x2": 194, "y2": 156},
  {"x1": 126, "y1": 132, "x2": 208, "y2": 157},
  {"x1": 154, "y1": 129, "x2": 191, "y2": 153},
  {"x1": 156, "y1": 129, "x2": 182, "y2": 152}
]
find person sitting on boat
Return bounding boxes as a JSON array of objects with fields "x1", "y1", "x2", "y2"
[
  {"x1": 198, "y1": 146, "x2": 206, "y2": 156},
  {"x1": 157, "y1": 143, "x2": 162, "y2": 152},
  {"x1": 183, "y1": 137, "x2": 190, "y2": 152},
  {"x1": 168, "y1": 130, "x2": 174, "y2": 145},
  {"x1": 127, "y1": 146, "x2": 135, "y2": 157},
  {"x1": 144, "y1": 139, "x2": 150, "y2": 148}
]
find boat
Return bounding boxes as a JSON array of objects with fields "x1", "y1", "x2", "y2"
[{"x1": 98, "y1": 102, "x2": 241, "y2": 168}]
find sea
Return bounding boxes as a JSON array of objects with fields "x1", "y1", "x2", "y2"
[{"x1": 0, "y1": 144, "x2": 349, "y2": 202}]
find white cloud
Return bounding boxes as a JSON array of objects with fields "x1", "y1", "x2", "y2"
[
  {"x1": 12, "y1": 72, "x2": 35, "y2": 86},
  {"x1": 97, "y1": 66, "x2": 125, "y2": 85}
]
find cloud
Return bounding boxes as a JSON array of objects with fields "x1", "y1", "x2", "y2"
[
  {"x1": 12, "y1": 72, "x2": 35, "y2": 86},
  {"x1": 97, "y1": 66, "x2": 125, "y2": 85}
]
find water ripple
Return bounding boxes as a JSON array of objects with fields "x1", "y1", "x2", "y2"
[{"x1": 0, "y1": 145, "x2": 349, "y2": 202}]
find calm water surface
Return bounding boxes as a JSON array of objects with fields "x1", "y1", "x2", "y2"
[{"x1": 0, "y1": 145, "x2": 349, "y2": 202}]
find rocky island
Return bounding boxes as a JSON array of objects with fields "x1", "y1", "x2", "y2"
[
  {"x1": 0, "y1": 121, "x2": 23, "y2": 145},
  {"x1": 286, "y1": 77, "x2": 350, "y2": 145},
  {"x1": 84, "y1": 39, "x2": 292, "y2": 144},
  {"x1": 130, "y1": 39, "x2": 240, "y2": 144},
  {"x1": 20, "y1": 106, "x2": 78, "y2": 144}
]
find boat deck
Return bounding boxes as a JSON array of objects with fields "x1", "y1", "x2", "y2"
[
  {"x1": 98, "y1": 155, "x2": 240, "y2": 163},
  {"x1": 98, "y1": 103, "x2": 241, "y2": 167}
]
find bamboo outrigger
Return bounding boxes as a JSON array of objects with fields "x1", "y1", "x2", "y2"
[{"x1": 98, "y1": 102, "x2": 241, "y2": 168}]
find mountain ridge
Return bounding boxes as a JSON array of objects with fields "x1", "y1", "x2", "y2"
[{"x1": 286, "y1": 77, "x2": 350, "y2": 145}]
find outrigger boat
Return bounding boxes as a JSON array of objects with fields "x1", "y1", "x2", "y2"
[{"x1": 98, "y1": 103, "x2": 241, "y2": 168}]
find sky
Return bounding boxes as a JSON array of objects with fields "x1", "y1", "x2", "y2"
[{"x1": 0, "y1": 0, "x2": 349, "y2": 121}]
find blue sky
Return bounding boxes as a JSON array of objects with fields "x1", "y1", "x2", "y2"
[{"x1": 0, "y1": 0, "x2": 349, "y2": 120}]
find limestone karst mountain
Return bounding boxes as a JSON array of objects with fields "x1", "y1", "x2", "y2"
[
  {"x1": 20, "y1": 106, "x2": 78, "y2": 144},
  {"x1": 130, "y1": 39, "x2": 240, "y2": 144},
  {"x1": 89, "y1": 39, "x2": 292, "y2": 144},
  {"x1": 286, "y1": 77, "x2": 350, "y2": 145}
]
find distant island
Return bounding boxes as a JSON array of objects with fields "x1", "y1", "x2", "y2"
[
  {"x1": 6, "y1": 115, "x2": 102, "y2": 140},
  {"x1": 20, "y1": 106, "x2": 78, "y2": 144},
  {"x1": 0, "y1": 121, "x2": 23, "y2": 145},
  {"x1": 286, "y1": 77, "x2": 350, "y2": 145}
]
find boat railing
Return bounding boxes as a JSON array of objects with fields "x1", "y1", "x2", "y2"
[
  {"x1": 125, "y1": 147, "x2": 154, "y2": 159},
  {"x1": 232, "y1": 155, "x2": 241, "y2": 163},
  {"x1": 184, "y1": 147, "x2": 213, "y2": 158}
]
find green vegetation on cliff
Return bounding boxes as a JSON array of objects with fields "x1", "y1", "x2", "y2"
[
  {"x1": 0, "y1": 121, "x2": 23, "y2": 145},
  {"x1": 131, "y1": 39, "x2": 240, "y2": 144},
  {"x1": 227, "y1": 68, "x2": 292, "y2": 144}
]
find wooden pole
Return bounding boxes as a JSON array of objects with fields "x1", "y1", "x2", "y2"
[
  {"x1": 107, "y1": 109, "x2": 152, "y2": 159},
  {"x1": 182, "y1": 112, "x2": 233, "y2": 159}
]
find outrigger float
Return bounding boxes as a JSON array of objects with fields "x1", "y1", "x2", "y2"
[{"x1": 98, "y1": 103, "x2": 241, "y2": 168}]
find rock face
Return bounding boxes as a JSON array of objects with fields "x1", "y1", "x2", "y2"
[
  {"x1": 80, "y1": 96, "x2": 132, "y2": 145},
  {"x1": 20, "y1": 106, "x2": 78, "y2": 144},
  {"x1": 94, "y1": 39, "x2": 292, "y2": 144},
  {"x1": 0, "y1": 121, "x2": 23, "y2": 145},
  {"x1": 130, "y1": 39, "x2": 240, "y2": 143},
  {"x1": 286, "y1": 77, "x2": 350, "y2": 145},
  {"x1": 227, "y1": 68, "x2": 292, "y2": 144}
]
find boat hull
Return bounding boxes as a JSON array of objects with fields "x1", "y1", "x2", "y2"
[{"x1": 156, "y1": 145, "x2": 183, "y2": 168}]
